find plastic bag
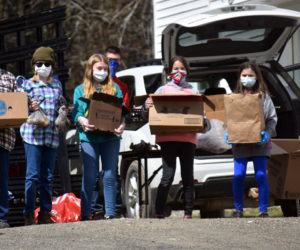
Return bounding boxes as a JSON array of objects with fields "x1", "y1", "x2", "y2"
[
  {"x1": 196, "y1": 119, "x2": 231, "y2": 154},
  {"x1": 55, "y1": 107, "x2": 70, "y2": 133},
  {"x1": 55, "y1": 96, "x2": 70, "y2": 133},
  {"x1": 27, "y1": 109, "x2": 50, "y2": 127},
  {"x1": 34, "y1": 193, "x2": 81, "y2": 224}
]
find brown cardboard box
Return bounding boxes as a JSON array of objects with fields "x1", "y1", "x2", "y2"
[
  {"x1": 203, "y1": 94, "x2": 226, "y2": 123},
  {"x1": 0, "y1": 92, "x2": 28, "y2": 128},
  {"x1": 87, "y1": 92, "x2": 123, "y2": 133},
  {"x1": 224, "y1": 93, "x2": 265, "y2": 143},
  {"x1": 149, "y1": 94, "x2": 204, "y2": 134},
  {"x1": 268, "y1": 139, "x2": 300, "y2": 199}
]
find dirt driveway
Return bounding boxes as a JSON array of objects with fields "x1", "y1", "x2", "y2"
[{"x1": 1, "y1": 216, "x2": 300, "y2": 249}]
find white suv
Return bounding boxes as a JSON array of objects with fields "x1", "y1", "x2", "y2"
[{"x1": 117, "y1": 4, "x2": 300, "y2": 218}]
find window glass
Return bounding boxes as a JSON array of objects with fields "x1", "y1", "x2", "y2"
[
  {"x1": 288, "y1": 69, "x2": 300, "y2": 90},
  {"x1": 179, "y1": 28, "x2": 271, "y2": 47},
  {"x1": 143, "y1": 73, "x2": 162, "y2": 94}
]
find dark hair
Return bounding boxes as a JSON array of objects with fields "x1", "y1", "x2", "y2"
[
  {"x1": 105, "y1": 46, "x2": 121, "y2": 56},
  {"x1": 168, "y1": 55, "x2": 190, "y2": 75},
  {"x1": 234, "y1": 61, "x2": 269, "y2": 96}
]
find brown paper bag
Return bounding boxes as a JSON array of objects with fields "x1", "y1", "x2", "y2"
[{"x1": 224, "y1": 93, "x2": 265, "y2": 144}]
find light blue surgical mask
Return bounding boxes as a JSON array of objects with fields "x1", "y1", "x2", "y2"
[{"x1": 240, "y1": 76, "x2": 256, "y2": 88}]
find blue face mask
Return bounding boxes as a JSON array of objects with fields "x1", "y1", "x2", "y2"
[
  {"x1": 109, "y1": 60, "x2": 120, "y2": 78},
  {"x1": 240, "y1": 76, "x2": 256, "y2": 88}
]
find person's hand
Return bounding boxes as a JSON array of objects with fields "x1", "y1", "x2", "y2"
[
  {"x1": 114, "y1": 122, "x2": 125, "y2": 137},
  {"x1": 145, "y1": 97, "x2": 153, "y2": 109},
  {"x1": 258, "y1": 131, "x2": 270, "y2": 145},
  {"x1": 78, "y1": 117, "x2": 95, "y2": 132},
  {"x1": 224, "y1": 132, "x2": 232, "y2": 146},
  {"x1": 30, "y1": 100, "x2": 39, "y2": 111}
]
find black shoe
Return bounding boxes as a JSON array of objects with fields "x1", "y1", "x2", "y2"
[
  {"x1": 92, "y1": 211, "x2": 105, "y2": 220},
  {"x1": 232, "y1": 210, "x2": 243, "y2": 218},
  {"x1": 24, "y1": 213, "x2": 35, "y2": 226},
  {"x1": 114, "y1": 207, "x2": 125, "y2": 218},
  {"x1": 259, "y1": 212, "x2": 269, "y2": 218},
  {"x1": 104, "y1": 215, "x2": 115, "y2": 220},
  {"x1": 38, "y1": 212, "x2": 54, "y2": 224},
  {"x1": 0, "y1": 221, "x2": 10, "y2": 229}
]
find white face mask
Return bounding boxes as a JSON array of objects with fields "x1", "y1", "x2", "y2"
[
  {"x1": 240, "y1": 76, "x2": 256, "y2": 88},
  {"x1": 93, "y1": 70, "x2": 108, "y2": 82},
  {"x1": 35, "y1": 64, "x2": 52, "y2": 78}
]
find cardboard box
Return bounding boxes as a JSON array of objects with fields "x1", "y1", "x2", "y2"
[
  {"x1": 149, "y1": 94, "x2": 204, "y2": 134},
  {"x1": 0, "y1": 92, "x2": 28, "y2": 128},
  {"x1": 203, "y1": 94, "x2": 226, "y2": 123},
  {"x1": 87, "y1": 92, "x2": 123, "y2": 133},
  {"x1": 268, "y1": 139, "x2": 300, "y2": 199},
  {"x1": 224, "y1": 93, "x2": 265, "y2": 143}
]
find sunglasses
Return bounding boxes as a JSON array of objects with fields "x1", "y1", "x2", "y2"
[{"x1": 36, "y1": 62, "x2": 51, "y2": 67}]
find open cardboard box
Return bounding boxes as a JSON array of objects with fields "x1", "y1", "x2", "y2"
[
  {"x1": 82, "y1": 92, "x2": 123, "y2": 134},
  {"x1": 149, "y1": 94, "x2": 204, "y2": 134},
  {"x1": 203, "y1": 94, "x2": 226, "y2": 123},
  {"x1": 268, "y1": 139, "x2": 300, "y2": 199},
  {"x1": 0, "y1": 92, "x2": 28, "y2": 128}
]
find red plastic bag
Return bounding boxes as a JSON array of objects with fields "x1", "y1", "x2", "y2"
[{"x1": 34, "y1": 193, "x2": 81, "y2": 223}]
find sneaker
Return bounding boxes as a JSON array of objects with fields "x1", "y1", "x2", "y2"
[
  {"x1": 259, "y1": 212, "x2": 269, "y2": 218},
  {"x1": 104, "y1": 215, "x2": 114, "y2": 220},
  {"x1": 0, "y1": 221, "x2": 10, "y2": 229},
  {"x1": 24, "y1": 213, "x2": 35, "y2": 226},
  {"x1": 38, "y1": 213, "x2": 54, "y2": 224},
  {"x1": 154, "y1": 214, "x2": 165, "y2": 219},
  {"x1": 184, "y1": 215, "x2": 192, "y2": 219},
  {"x1": 232, "y1": 210, "x2": 243, "y2": 218}
]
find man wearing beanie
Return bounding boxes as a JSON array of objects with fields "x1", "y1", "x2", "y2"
[{"x1": 20, "y1": 46, "x2": 65, "y2": 225}]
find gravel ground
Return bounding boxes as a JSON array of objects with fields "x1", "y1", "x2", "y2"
[{"x1": 1, "y1": 216, "x2": 300, "y2": 249}]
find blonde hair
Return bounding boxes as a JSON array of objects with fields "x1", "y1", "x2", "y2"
[{"x1": 83, "y1": 54, "x2": 116, "y2": 99}]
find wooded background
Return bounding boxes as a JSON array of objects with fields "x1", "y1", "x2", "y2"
[{"x1": 0, "y1": 0, "x2": 154, "y2": 99}]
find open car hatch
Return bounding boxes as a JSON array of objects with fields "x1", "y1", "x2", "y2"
[{"x1": 162, "y1": 4, "x2": 300, "y2": 69}]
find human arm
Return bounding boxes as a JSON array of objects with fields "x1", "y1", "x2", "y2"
[
  {"x1": 72, "y1": 85, "x2": 95, "y2": 132},
  {"x1": 258, "y1": 94, "x2": 278, "y2": 145}
]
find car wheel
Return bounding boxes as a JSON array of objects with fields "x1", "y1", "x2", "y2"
[
  {"x1": 276, "y1": 199, "x2": 300, "y2": 217},
  {"x1": 124, "y1": 161, "x2": 155, "y2": 218}
]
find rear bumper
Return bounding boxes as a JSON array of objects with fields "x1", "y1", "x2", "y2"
[{"x1": 167, "y1": 174, "x2": 256, "y2": 205}]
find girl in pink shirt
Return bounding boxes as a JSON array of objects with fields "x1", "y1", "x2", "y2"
[{"x1": 145, "y1": 56, "x2": 199, "y2": 219}]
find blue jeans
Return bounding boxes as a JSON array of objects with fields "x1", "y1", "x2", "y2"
[
  {"x1": 91, "y1": 167, "x2": 122, "y2": 215},
  {"x1": 80, "y1": 139, "x2": 120, "y2": 218},
  {"x1": 0, "y1": 148, "x2": 10, "y2": 221},
  {"x1": 233, "y1": 156, "x2": 269, "y2": 213},
  {"x1": 23, "y1": 143, "x2": 57, "y2": 215}
]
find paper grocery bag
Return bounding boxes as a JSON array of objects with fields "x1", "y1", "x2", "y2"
[{"x1": 224, "y1": 93, "x2": 265, "y2": 144}]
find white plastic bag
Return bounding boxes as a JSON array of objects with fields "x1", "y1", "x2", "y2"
[{"x1": 197, "y1": 119, "x2": 231, "y2": 154}]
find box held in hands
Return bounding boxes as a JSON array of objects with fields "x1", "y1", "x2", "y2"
[
  {"x1": 149, "y1": 94, "x2": 204, "y2": 134},
  {"x1": 88, "y1": 92, "x2": 123, "y2": 134},
  {"x1": 0, "y1": 92, "x2": 28, "y2": 128},
  {"x1": 203, "y1": 94, "x2": 226, "y2": 123}
]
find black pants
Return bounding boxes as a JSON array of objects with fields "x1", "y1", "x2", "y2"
[{"x1": 155, "y1": 141, "x2": 195, "y2": 216}]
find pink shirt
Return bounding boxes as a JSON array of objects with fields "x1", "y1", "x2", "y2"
[{"x1": 155, "y1": 82, "x2": 198, "y2": 145}]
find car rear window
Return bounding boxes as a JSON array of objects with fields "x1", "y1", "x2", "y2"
[{"x1": 175, "y1": 16, "x2": 295, "y2": 57}]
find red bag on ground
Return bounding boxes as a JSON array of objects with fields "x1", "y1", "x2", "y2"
[{"x1": 34, "y1": 193, "x2": 81, "y2": 223}]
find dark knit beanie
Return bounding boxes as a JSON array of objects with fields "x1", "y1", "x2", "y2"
[{"x1": 31, "y1": 47, "x2": 55, "y2": 66}]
